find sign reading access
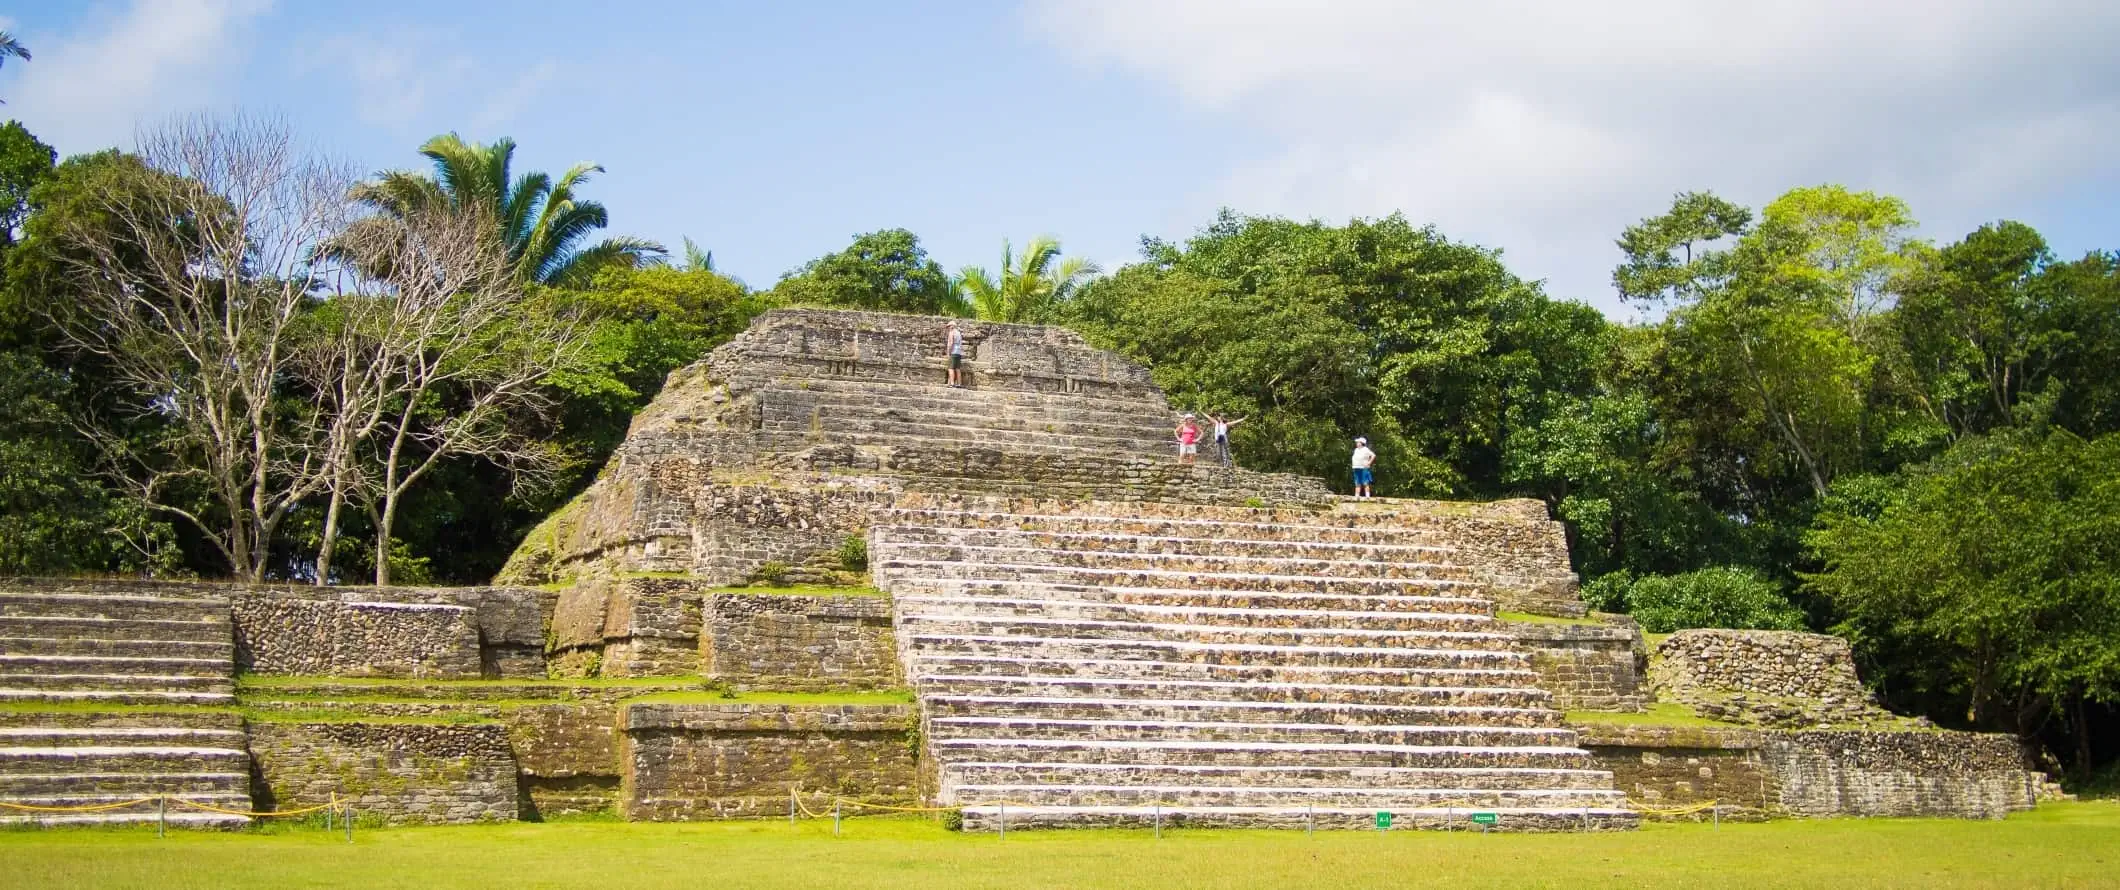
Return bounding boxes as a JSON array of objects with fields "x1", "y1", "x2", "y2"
[
  {"x1": 1469, "y1": 812, "x2": 1499, "y2": 826},
  {"x1": 1374, "y1": 811, "x2": 1393, "y2": 829}
]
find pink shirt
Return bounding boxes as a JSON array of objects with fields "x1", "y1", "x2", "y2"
[{"x1": 1178, "y1": 423, "x2": 1200, "y2": 445}]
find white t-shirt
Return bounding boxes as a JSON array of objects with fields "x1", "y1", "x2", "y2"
[
  {"x1": 1213, "y1": 421, "x2": 1230, "y2": 439},
  {"x1": 1352, "y1": 446, "x2": 1375, "y2": 469},
  {"x1": 947, "y1": 329, "x2": 964, "y2": 356}
]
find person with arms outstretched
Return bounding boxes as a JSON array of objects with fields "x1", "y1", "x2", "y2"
[
  {"x1": 1351, "y1": 437, "x2": 1376, "y2": 499},
  {"x1": 1207, "y1": 412, "x2": 1246, "y2": 467}
]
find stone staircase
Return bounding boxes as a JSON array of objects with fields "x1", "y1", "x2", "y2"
[
  {"x1": 873, "y1": 501, "x2": 1638, "y2": 831},
  {"x1": 0, "y1": 587, "x2": 251, "y2": 827}
]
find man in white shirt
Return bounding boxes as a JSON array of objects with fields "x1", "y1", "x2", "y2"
[
  {"x1": 944, "y1": 320, "x2": 965, "y2": 388},
  {"x1": 1351, "y1": 437, "x2": 1376, "y2": 499}
]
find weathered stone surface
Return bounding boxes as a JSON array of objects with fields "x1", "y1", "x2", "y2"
[
  {"x1": 1651, "y1": 630, "x2": 1912, "y2": 729},
  {"x1": 620, "y1": 703, "x2": 920, "y2": 820},
  {"x1": 1507, "y1": 617, "x2": 1646, "y2": 712},
  {"x1": 703, "y1": 593, "x2": 897, "y2": 690},
  {"x1": 507, "y1": 702, "x2": 623, "y2": 816},
  {"x1": 232, "y1": 598, "x2": 480, "y2": 678},
  {"x1": 248, "y1": 722, "x2": 519, "y2": 824}
]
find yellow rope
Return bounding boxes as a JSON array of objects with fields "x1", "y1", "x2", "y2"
[
  {"x1": 0, "y1": 793, "x2": 345, "y2": 819},
  {"x1": 167, "y1": 796, "x2": 343, "y2": 818},
  {"x1": 1625, "y1": 799, "x2": 1722, "y2": 816},
  {"x1": 0, "y1": 797, "x2": 158, "y2": 813}
]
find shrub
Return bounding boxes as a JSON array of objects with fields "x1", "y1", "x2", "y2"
[
  {"x1": 939, "y1": 809, "x2": 964, "y2": 832},
  {"x1": 838, "y1": 535, "x2": 869, "y2": 572},
  {"x1": 750, "y1": 560, "x2": 791, "y2": 586},
  {"x1": 1608, "y1": 566, "x2": 1805, "y2": 634}
]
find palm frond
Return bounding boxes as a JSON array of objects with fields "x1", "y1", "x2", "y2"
[
  {"x1": 544, "y1": 237, "x2": 667, "y2": 289},
  {"x1": 0, "y1": 31, "x2": 30, "y2": 64},
  {"x1": 682, "y1": 237, "x2": 714, "y2": 272}
]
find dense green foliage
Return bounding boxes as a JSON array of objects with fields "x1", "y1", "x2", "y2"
[
  {"x1": 1586, "y1": 568, "x2": 1806, "y2": 634},
  {"x1": 769, "y1": 228, "x2": 963, "y2": 315}
]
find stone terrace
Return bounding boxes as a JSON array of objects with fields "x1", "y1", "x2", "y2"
[
  {"x1": 0, "y1": 587, "x2": 251, "y2": 827},
  {"x1": 873, "y1": 498, "x2": 1637, "y2": 831}
]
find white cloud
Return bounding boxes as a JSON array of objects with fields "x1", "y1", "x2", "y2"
[
  {"x1": 5, "y1": 0, "x2": 275, "y2": 156},
  {"x1": 1028, "y1": 0, "x2": 2120, "y2": 311}
]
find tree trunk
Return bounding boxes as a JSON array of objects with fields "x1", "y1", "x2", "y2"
[
  {"x1": 315, "y1": 486, "x2": 344, "y2": 585},
  {"x1": 374, "y1": 496, "x2": 396, "y2": 587}
]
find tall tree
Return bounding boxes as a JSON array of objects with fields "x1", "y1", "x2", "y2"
[
  {"x1": 771, "y1": 228, "x2": 963, "y2": 315},
  {"x1": 23, "y1": 114, "x2": 354, "y2": 581},
  {"x1": 958, "y1": 235, "x2": 1100, "y2": 324},
  {"x1": 352, "y1": 133, "x2": 663, "y2": 287}
]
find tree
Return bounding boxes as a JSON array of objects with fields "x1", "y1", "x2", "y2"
[
  {"x1": 0, "y1": 351, "x2": 174, "y2": 575},
  {"x1": 1893, "y1": 221, "x2": 2056, "y2": 440},
  {"x1": 1612, "y1": 191, "x2": 1752, "y2": 307},
  {"x1": 0, "y1": 31, "x2": 27, "y2": 103},
  {"x1": 957, "y1": 235, "x2": 1100, "y2": 323},
  {"x1": 770, "y1": 228, "x2": 963, "y2": 315},
  {"x1": 0, "y1": 121, "x2": 54, "y2": 248},
  {"x1": 1808, "y1": 423, "x2": 2120, "y2": 776},
  {"x1": 352, "y1": 133, "x2": 663, "y2": 287},
  {"x1": 24, "y1": 114, "x2": 354, "y2": 581}
]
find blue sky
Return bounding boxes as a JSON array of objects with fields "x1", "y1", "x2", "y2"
[{"x1": 6, "y1": 1, "x2": 2118, "y2": 315}]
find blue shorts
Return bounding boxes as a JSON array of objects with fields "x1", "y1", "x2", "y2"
[{"x1": 1352, "y1": 468, "x2": 1373, "y2": 486}]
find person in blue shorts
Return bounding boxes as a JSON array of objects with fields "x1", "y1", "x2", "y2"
[{"x1": 1351, "y1": 437, "x2": 1375, "y2": 499}]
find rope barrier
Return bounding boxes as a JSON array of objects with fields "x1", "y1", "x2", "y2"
[{"x1": 0, "y1": 793, "x2": 345, "y2": 819}]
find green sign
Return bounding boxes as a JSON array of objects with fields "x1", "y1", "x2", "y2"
[
  {"x1": 1469, "y1": 812, "x2": 1499, "y2": 826},
  {"x1": 1374, "y1": 811, "x2": 1393, "y2": 829}
]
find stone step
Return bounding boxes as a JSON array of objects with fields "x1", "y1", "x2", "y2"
[
  {"x1": 770, "y1": 375, "x2": 1176, "y2": 418},
  {"x1": 0, "y1": 810, "x2": 250, "y2": 829},
  {"x1": 0, "y1": 592, "x2": 229, "y2": 622},
  {"x1": 0, "y1": 746, "x2": 251, "y2": 776},
  {"x1": 943, "y1": 761, "x2": 1619, "y2": 792},
  {"x1": 760, "y1": 397, "x2": 1172, "y2": 444},
  {"x1": 0, "y1": 709, "x2": 242, "y2": 731},
  {"x1": 882, "y1": 504, "x2": 1522, "y2": 540},
  {"x1": 893, "y1": 580, "x2": 1494, "y2": 616},
  {"x1": 910, "y1": 655, "x2": 1542, "y2": 689},
  {"x1": 0, "y1": 689, "x2": 237, "y2": 706},
  {"x1": 0, "y1": 654, "x2": 230, "y2": 678},
  {"x1": 916, "y1": 675, "x2": 1551, "y2": 709},
  {"x1": 897, "y1": 614, "x2": 1516, "y2": 653},
  {"x1": 0, "y1": 726, "x2": 249, "y2": 748},
  {"x1": 904, "y1": 633, "x2": 1530, "y2": 672},
  {"x1": 0, "y1": 616, "x2": 232, "y2": 644},
  {"x1": 0, "y1": 635, "x2": 234, "y2": 659},
  {"x1": 0, "y1": 791, "x2": 254, "y2": 812},
  {"x1": 879, "y1": 560, "x2": 1485, "y2": 598},
  {"x1": 895, "y1": 595, "x2": 1496, "y2": 633},
  {"x1": 926, "y1": 698, "x2": 1561, "y2": 731},
  {"x1": 930, "y1": 737, "x2": 1596, "y2": 770},
  {"x1": 757, "y1": 429, "x2": 1172, "y2": 462},
  {"x1": 0, "y1": 673, "x2": 235, "y2": 693},
  {"x1": 876, "y1": 542, "x2": 1481, "y2": 582},
  {"x1": 955, "y1": 804, "x2": 1637, "y2": 832},
  {"x1": 0, "y1": 771, "x2": 250, "y2": 796},
  {"x1": 876, "y1": 525, "x2": 1460, "y2": 563},
  {"x1": 950, "y1": 783, "x2": 1628, "y2": 810},
  {"x1": 927, "y1": 715, "x2": 1572, "y2": 745}
]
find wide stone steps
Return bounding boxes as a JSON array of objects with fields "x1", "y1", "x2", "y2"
[
  {"x1": 0, "y1": 810, "x2": 250, "y2": 828},
  {"x1": 767, "y1": 375, "x2": 1176, "y2": 420},
  {"x1": 0, "y1": 746, "x2": 251, "y2": 777},
  {"x1": 899, "y1": 614, "x2": 1515, "y2": 654},
  {"x1": 880, "y1": 542, "x2": 1480, "y2": 583},
  {"x1": 929, "y1": 738, "x2": 1598, "y2": 770},
  {"x1": 909, "y1": 655, "x2": 1542, "y2": 689},
  {"x1": 0, "y1": 726, "x2": 249, "y2": 749},
  {"x1": 0, "y1": 672, "x2": 235, "y2": 693},
  {"x1": 905, "y1": 633, "x2": 1531, "y2": 671},
  {"x1": 0, "y1": 591, "x2": 230, "y2": 621},
  {"x1": 0, "y1": 635, "x2": 234, "y2": 658},
  {"x1": 950, "y1": 783, "x2": 1627, "y2": 810},
  {"x1": 0, "y1": 689, "x2": 237, "y2": 706},
  {"x1": 882, "y1": 506, "x2": 1495, "y2": 542},
  {"x1": 0, "y1": 615, "x2": 232, "y2": 644},
  {"x1": 944, "y1": 762, "x2": 1619, "y2": 791},
  {"x1": 760, "y1": 398, "x2": 1173, "y2": 446},
  {"x1": 928, "y1": 694, "x2": 1561, "y2": 729},
  {"x1": 957, "y1": 805, "x2": 1636, "y2": 832},
  {"x1": 897, "y1": 595, "x2": 1495, "y2": 633},
  {"x1": 0, "y1": 654, "x2": 231, "y2": 678},
  {"x1": 894, "y1": 581, "x2": 1495, "y2": 616},
  {"x1": 0, "y1": 771, "x2": 251, "y2": 796},
  {"x1": 915, "y1": 675, "x2": 1551, "y2": 709},
  {"x1": 928, "y1": 715, "x2": 1571, "y2": 745},
  {"x1": 878, "y1": 526, "x2": 1460, "y2": 563},
  {"x1": 879, "y1": 560, "x2": 1484, "y2": 598},
  {"x1": 0, "y1": 710, "x2": 241, "y2": 731}
]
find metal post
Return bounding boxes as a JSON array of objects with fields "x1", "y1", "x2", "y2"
[
  {"x1": 1154, "y1": 803, "x2": 1162, "y2": 839},
  {"x1": 157, "y1": 796, "x2": 166, "y2": 838},
  {"x1": 1712, "y1": 805, "x2": 1720, "y2": 829},
  {"x1": 789, "y1": 787, "x2": 796, "y2": 826},
  {"x1": 345, "y1": 807, "x2": 354, "y2": 843},
  {"x1": 833, "y1": 799, "x2": 841, "y2": 836},
  {"x1": 1582, "y1": 806, "x2": 1590, "y2": 832},
  {"x1": 1306, "y1": 803, "x2": 1313, "y2": 837},
  {"x1": 1446, "y1": 806, "x2": 1453, "y2": 832},
  {"x1": 998, "y1": 802, "x2": 1007, "y2": 839}
]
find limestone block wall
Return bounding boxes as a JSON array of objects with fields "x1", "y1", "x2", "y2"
[
  {"x1": 1652, "y1": 630, "x2": 1903, "y2": 727},
  {"x1": 621, "y1": 703, "x2": 920, "y2": 820},
  {"x1": 1573, "y1": 723, "x2": 2041, "y2": 819},
  {"x1": 550, "y1": 576, "x2": 712, "y2": 678},
  {"x1": 703, "y1": 593, "x2": 898, "y2": 691},
  {"x1": 248, "y1": 722, "x2": 519, "y2": 824},
  {"x1": 232, "y1": 599, "x2": 480, "y2": 678},
  {"x1": 1507, "y1": 619, "x2": 1645, "y2": 712},
  {"x1": 506, "y1": 702, "x2": 622, "y2": 816}
]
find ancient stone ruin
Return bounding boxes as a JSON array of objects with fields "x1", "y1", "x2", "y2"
[{"x1": 0, "y1": 309, "x2": 2063, "y2": 829}]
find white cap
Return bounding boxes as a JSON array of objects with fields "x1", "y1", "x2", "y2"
[
  {"x1": 1355, "y1": 437, "x2": 1367, "y2": 444},
  {"x1": 946, "y1": 320, "x2": 958, "y2": 326}
]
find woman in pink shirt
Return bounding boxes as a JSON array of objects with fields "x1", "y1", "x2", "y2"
[{"x1": 1175, "y1": 414, "x2": 1201, "y2": 464}]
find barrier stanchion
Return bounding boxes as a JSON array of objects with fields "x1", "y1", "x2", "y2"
[
  {"x1": 998, "y1": 802, "x2": 1006, "y2": 839},
  {"x1": 1154, "y1": 802, "x2": 1162, "y2": 839},
  {"x1": 1306, "y1": 803, "x2": 1313, "y2": 837},
  {"x1": 157, "y1": 796, "x2": 166, "y2": 838},
  {"x1": 1713, "y1": 805, "x2": 1720, "y2": 829},
  {"x1": 789, "y1": 787, "x2": 796, "y2": 827},
  {"x1": 833, "y1": 799, "x2": 841, "y2": 836}
]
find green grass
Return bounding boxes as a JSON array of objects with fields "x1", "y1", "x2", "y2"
[
  {"x1": 621, "y1": 689, "x2": 914, "y2": 706},
  {"x1": 0, "y1": 701, "x2": 242, "y2": 717},
  {"x1": 2, "y1": 802, "x2": 2113, "y2": 889},
  {"x1": 1566, "y1": 702, "x2": 1749, "y2": 729},
  {"x1": 708, "y1": 584, "x2": 888, "y2": 597},
  {"x1": 234, "y1": 675, "x2": 707, "y2": 690},
  {"x1": 236, "y1": 708, "x2": 496, "y2": 726},
  {"x1": 1496, "y1": 610, "x2": 1608, "y2": 626}
]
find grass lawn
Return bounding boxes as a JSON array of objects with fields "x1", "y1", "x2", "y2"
[{"x1": 4, "y1": 802, "x2": 2115, "y2": 890}]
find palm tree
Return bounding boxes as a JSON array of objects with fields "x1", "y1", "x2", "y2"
[
  {"x1": 0, "y1": 31, "x2": 30, "y2": 103},
  {"x1": 352, "y1": 133, "x2": 663, "y2": 287},
  {"x1": 957, "y1": 235, "x2": 1100, "y2": 324},
  {"x1": 680, "y1": 237, "x2": 714, "y2": 272}
]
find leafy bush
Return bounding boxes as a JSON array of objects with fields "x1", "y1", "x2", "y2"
[
  {"x1": 1600, "y1": 566, "x2": 1805, "y2": 634},
  {"x1": 749, "y1": 560, "x2": 791, "y2": 586},
  {"x1": 837, "y1": 535, "x2": 869, "y2": 572}
]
